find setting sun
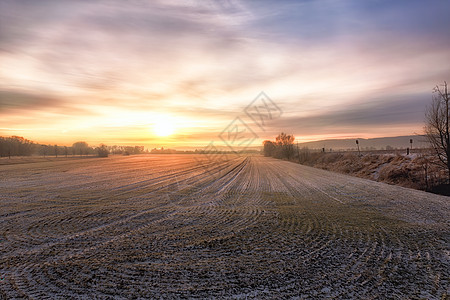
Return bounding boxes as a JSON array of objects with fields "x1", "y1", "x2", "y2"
[{"x1": 153, "y1": 118, "x2": 176, "y2": 137}]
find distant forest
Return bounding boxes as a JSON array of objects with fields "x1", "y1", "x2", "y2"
[{"x1": 0, "y1": 136, "x2": 145, "y2": 158}]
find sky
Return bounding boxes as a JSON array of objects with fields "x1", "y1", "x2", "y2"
[{"x1": 1, "y1": 0, "x2": 449, "y2": 149}]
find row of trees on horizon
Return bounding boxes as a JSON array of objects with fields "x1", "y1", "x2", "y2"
[
  {"x1": 0, "y1": 137, "x2": 146, "y2": 158},
  {"x1": 0, "y1": 135, "x2": 263, "y2": 158}
]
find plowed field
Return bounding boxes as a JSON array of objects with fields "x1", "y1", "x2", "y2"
[{"x1": 0, "y1": 155, "x2": 448, "y2": 298}]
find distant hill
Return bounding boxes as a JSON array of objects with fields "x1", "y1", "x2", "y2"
[{"x1": 296, "y1": 135, "x2": 427, "y2": 151}]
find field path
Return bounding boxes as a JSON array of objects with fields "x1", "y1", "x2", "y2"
[{"x1": 0, "y1": 155, "x2": 448, "y2": 299}]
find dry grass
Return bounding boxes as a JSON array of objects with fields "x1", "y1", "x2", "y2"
[
  {"x1": 299, "y1": 151, "x2": 446, "y2": 190},
  {"x1": 0, "y1": 155, "x2": 448, "y2": 298}
]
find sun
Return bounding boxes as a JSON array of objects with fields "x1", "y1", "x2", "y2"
[{"x1": 153, "y1": 118, "x2": 176, "y2": 137}]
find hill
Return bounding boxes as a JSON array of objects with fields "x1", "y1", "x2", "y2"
[{"x1": 297, "y1": 135, "x2": 427, "y2": 151}]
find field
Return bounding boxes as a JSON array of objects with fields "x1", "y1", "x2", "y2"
[{"x1": 0, "y1": 155, "x2": 449, "y2": 299}]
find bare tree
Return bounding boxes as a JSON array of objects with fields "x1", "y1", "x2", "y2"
[
  {"x1": 275, "y1": 132, "x2": 295, "y2": 159},
  {"x1": 72, "y1": 141, "x2": 89, "y2": 157},
  {"x1": 0, "y1": 136, "x2": 35, "y2": 157},
  {"x1": 425, "y1": 81, "x2": 450, "y2": 182},
  {"x1": 97, "y1": 144, "x2": 109, "y2": 157},
  {"x1": 262, "y1": 140, "x2": 276, "y2": 157}
]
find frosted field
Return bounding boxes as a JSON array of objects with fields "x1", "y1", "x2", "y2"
[{"x1": 0, "y1": 155, "x2": 448, "y2": 299}]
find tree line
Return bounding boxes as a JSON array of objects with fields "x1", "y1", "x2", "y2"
[
  {"x1": 0, "y1": 136, "x2": 146, "y2": 158},
  {"x1": 0, "y1": 136, "x2": 35, "y2": 157}
]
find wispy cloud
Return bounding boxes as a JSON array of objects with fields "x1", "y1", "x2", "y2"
[{"x1": 0, "y1": 0, "x2": 449, "y2": 146}]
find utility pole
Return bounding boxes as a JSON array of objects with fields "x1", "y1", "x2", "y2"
[
  {"x1": 410, "y1": 139, "x2": 413, "y2": 151},
  {"x1": 296, "y1": 142, "x2": 300, "y2": 163},
  {"x1": 356, "y1": 140, "x2": 360, "y2": 156}
]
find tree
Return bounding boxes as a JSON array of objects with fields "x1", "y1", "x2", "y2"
[
  {"x1": 263, "y1": 140, "x2": 276, "y2": 157},
  {"x1": 425, "y1": 81, "x2": 450, "y2": 182},
  {"x1": 275, "y1": 132, "x2": 295, "y2": 159},
  {"x1": 97, "y1": 144, "x2": 109, "y2": 157},
  {"x1": 72, "y1": 141, "x2": 89, "y2": 157},
  {"x1": 42, "y1": 145, "x2": 47, "y2": 157}
]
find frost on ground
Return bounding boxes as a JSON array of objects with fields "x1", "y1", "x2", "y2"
[
  {"x1": 0, "y1": 155, "x2": 448, "y2": 299},
  {"x1": 299, "y1": 151, "x2": 445, "y2": 191}
]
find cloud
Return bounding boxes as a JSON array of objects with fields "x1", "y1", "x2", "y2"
[
  {"x1": 0, "y1": 89, "x2": 98, "y2": 115},
  {"x1": 0, "y1": 0, "x2": 449, "y2": 146},
  {"x1": 268, "y1": 92, "x2": 428, "y2": 137},
  {"x1": 0, "y1": 90, "x2": 55, "y2": 111}
]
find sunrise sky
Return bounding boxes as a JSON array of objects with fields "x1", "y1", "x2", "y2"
[{"x1": 1, "y1": 0, "x2": 450, "y2": 149}]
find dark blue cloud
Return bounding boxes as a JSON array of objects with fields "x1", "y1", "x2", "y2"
[
  {"x1": 270, "y1": 92, "x2": 429, "y2": 135},
  {"x1": 245, "y1": 0, "x2": 450, "y2": 45}
]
